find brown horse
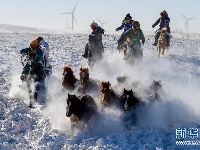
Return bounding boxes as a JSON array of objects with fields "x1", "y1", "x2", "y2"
[
  {"x1": 78, "y1": 66, "x2": 100, "y2": 95},
  {"x1": 66, "y1": 93, "x2": 97, "y2": 132},
  {"x1": 157, "y1": 27, "x2": 169, "y2": 58},
  {"x1": 62, "y1": 65, "x2": 78, "y2": 90},
  {"x1": 99, "y1": 81, "x2": 119, "y2": 109}
]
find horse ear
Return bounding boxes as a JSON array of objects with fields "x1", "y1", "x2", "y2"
[
  {"x1": 131, "y1": 89, "x2": 133, "y2": 92},
  {"x1": 68, "y1": 93, "x2": 70, "y2": 97},
  {"x1": 108, "y1": 81, "x2": 111, "y2": 86},
  {"x1": 159, "y1": 80, "x2": 161, "y2": 83},
  {"x1": 153, "y1": 80, "x2": 155, "y2": 83}
]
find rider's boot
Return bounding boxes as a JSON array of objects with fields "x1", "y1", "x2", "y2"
[{"x1": 82, "y1": 43, "x2": 89, "y2": 59}]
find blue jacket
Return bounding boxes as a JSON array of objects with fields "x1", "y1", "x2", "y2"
[
  {"x1": 152, "y1": 17, "x2": 170, "y2": 33},
  {"x1": 116, "y1": 20, "x2": 134, "y2": 33}
]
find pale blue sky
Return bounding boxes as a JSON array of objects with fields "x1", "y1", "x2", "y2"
[{"x1": 0, "y1": 0, "x2": 200, "y2": 33}]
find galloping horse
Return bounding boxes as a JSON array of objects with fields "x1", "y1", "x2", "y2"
[
  {"x1": 66, "y1": 93, "x2": 97, "y2": 132},
  {"x1": 117, "y1": 37, "x2": 129, "y2": 58},
  {"x1": 78, "y1": 66, "x2": 100, "y2": 95},
  {"x1": 157, "y1": 27, "x2": 168, "y2": 57},
  {"x1": 120, "y1": 88, "x2": 141, "y2": 111},
  {"x1": 99, "y1": 81, "x2": 119, "y2": 109},
  {"x1": 87, "y1": 35, "x2": 103, "y2": 68},
  {"x1": 149, "y1": 80, "x2": 165, "y2": 100},
  {"x1": 62, "y1": 65, "x2": 78, "y2": 91},
  {"x1": 21, "y1": 58, "x2": 46, "y2": 108}
]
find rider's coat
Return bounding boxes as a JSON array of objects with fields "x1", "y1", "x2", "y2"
[{"x1": 20, "y1": 47, "x2": 45, "y2": 80}]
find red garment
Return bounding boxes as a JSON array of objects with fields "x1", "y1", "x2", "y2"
[{"x1": 91, "y1": 25, "x2": 97, "y2": 30}]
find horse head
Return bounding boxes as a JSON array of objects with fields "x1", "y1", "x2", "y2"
[
  {"x1": 62, "y1": 65, "x2": 76, "y2": 88},
  {"x1": 116, "y1": 75, "x2": 128, "y2": 84},
  {"x1": 66, "y1": 93, "x2": 80, "y2": 117},
  {"x1": 150, "y1": 80, "x2": 163, "y2": 99},
  {"x1": 99, "y1": 81, "x2": 111, "y2": 105},
  {"x1": 160, "y1": 27, "x2": 167, "y2": 43},
  {"x1": 122, "y1": 88, "x2": 140, "y2": 110},
  {"x1": 79, "y1": 66, "x2": 89, "y2": 87}
]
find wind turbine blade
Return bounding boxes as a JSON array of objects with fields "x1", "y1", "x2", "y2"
[
  {"x1": 102, "y1": 21, "x2": 109, "y2": 24},
  {"x1": 96, "y1": 18, "x2": 102, "y2": 24},
  {"x1": 60, "y1": 12, "x2": 72, "y2": 14},
  {"x1": 180, "y1": 12, "x2": 187, "y2": 20},
  {"x1": 73, "y1": 2, "x2": 78, "y2": 13},
  {"x1": 73, "y1": 16, "x2": 78, "y2": 24},
  {"x1": 188, "y1": 17, "x2": 196, "y2": 20}
]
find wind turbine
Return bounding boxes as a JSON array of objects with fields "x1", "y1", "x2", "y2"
[
  {"x1": 180, "y1": 12, "x2": 196, "y2": 33},
  {"x1": 96, "y1": 18, "x2": 109, "y2": 28},
  {"x1": 60, "y1": 2, "x2": 78, "y2": 30},
  {"x1": 66, "y1": 18, "x2": 71, "y2": 30}
]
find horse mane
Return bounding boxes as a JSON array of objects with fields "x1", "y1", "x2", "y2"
[
  {"x1": 62, "y1": 65, "x2": 76, "y2": 83},
  {"x1": 79, "y1": 66, "x2": 89, "y2": 77}
]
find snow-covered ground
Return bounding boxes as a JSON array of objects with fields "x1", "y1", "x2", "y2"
[{"x1": 1, "y1": 24, "x2": 200, "y2": 149}]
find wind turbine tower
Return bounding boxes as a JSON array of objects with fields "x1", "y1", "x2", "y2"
[
  {"x1": 60, "y1": 2, "x2": 78, "y2": 30},
  {"x1": 180, "y1": 12, "x2": 196, "y2": 33}
]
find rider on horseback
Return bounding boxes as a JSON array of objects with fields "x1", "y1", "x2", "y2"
[
  {"x1": 118, "y1": 21, "x2": 145, "y2": 59},
  {"x1": 82, "y1": 21, "x2": 105, "y2": 59},
  {"x1": 36, "y1": 37, "x2": 52, "y2": 76},
  {"x1": 116, "y1": 13, "x2": 134, "y2": 33},
  {"x1": 20, "y1": 40, "x2": 46, "y2": 82},
  {"x1": 152, "y1": 10, "x2": 171, "y2": 47}
]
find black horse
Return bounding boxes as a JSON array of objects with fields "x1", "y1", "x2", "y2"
[
  {"x1": 86, "y1": 35, "x2": 103, "y2": 68},
  {"x1": 120, "y1": 88, "x2": 141, "y2": 111},
  {"x1": 66, "y1": 93, "x2": 97, "y2": 133}
]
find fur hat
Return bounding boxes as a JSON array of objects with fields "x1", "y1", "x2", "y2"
[
  {"x1": 90, "y1": 21, "x2": 98, "y2": 27},
  {"x1": 132, "y1": 21, "x2": 140, "y2": 27},
  {"x1": 30, "y1": 40, "x2": 40, "y2": 49},
  {"x1": 36, "y1": 36, "x2": 43, "y2": 41},
  {"x1": 125, "y1": 13, "x2": 132, "y2": 19},
  {"x1": 160, "y1": 10, "x2": 168, "y2": 17}
]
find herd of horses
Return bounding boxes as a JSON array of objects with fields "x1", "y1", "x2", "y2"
[
  {"x1": 19, "y1": 31, "x2": 169, "y2": 131},
  {"x1": 62, "y1": 65, "x2": 165, "y2": 132}
]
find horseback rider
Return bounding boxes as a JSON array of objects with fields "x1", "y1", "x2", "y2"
[
  {"x1": 118, "y1": 21, "x2": 145, "y2": 59},
  {"x1": 116, "y1": 13, "x2": 134, "y2": 33},
  {"x1": 36, "y1": 37, "x2": 52, "y2": 76},
  {"x1": 82, "y1": 21, "x2": 105, "y2": 59},
  {"x1": 152, "y1": 10, "x2": 170, "y2": 47},
  {"x1": 20, "y1": 40, "x2": 46, "y2": 82}
]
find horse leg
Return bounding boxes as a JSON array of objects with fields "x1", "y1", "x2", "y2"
[
  {"x1": 162, "y1": 48, "x2": 165, "y2": 55},
  {"x1": 124, "y1": 49, "x2": 127, "y2": 58},
  {"x1": 158, "y1": 46, "x2": 161, "y2": 58}
]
